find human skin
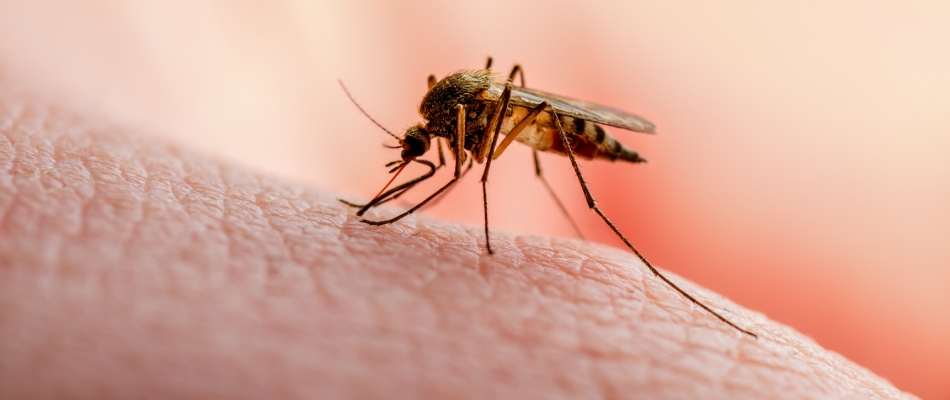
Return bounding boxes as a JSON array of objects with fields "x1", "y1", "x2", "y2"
[{"x1": 0, "y1": 95, "x2": 915, "y2": 398}]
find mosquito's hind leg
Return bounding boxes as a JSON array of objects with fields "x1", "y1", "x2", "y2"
[
  {"x1": 547, "y1": 106, "x2": 757, "y2": 338},
  {"x1": 532, "y1": 150, "x2": 584, "y2": 239}
]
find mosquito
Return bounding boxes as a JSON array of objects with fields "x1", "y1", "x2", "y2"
[{"x1": 340, "y1": 57, "x2": 756, "y2": 338}]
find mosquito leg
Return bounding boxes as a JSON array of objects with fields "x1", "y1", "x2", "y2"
[
  {"x1": 478, "y1": 83, "x2": 513, "y2": 254},
  {"x1": 357, "y1": 161, "x2": 436, "y2": 214},
  {"x1": 428, "y1": 74, "x2": 437, "y2": 89},
  {"x1": 357, "y1": 183, "x2": 415, "y2": 208},
  {"x1": 360, "y1": 168, "x2": 455, "y2": 223},
  {"x1": 492, "y1": 101, "x2": 547, "y2": 159},
  {"x1": 485, "y1": 56, "x2": 493, "y2": 71},
  {"x1": 342, "y1": 159, "x2": 437, "y2": 211},
  {"x1": 342, "y1": 186, "x2": 411, "y2": 209},
  {"x1": 453, "y1": 106, "x2": 466, "y2": 178},
  {"x1": 436, "y1": 138, "x2": 446, "y2": 168},
  {"x1": 339, "y1": 199, "x2": 363, "y2": 208},
  {"x1": 361, "y1": 177, "x2": 458, "y2": 226},
  {"x1": 533, "y1": 150, "x2": 585, "y2": 239},
  {"x1": 547, "y1": 107, "x2": 757, "y2": 338},
  {"x1": 340, "y1": 161, "x2": 406, "y2": 208},
  {"x1": 508, "y1": 64, "x2": 525, "y2": 87}
]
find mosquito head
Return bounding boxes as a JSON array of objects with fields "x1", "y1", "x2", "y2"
[{"x1": 400, "y1": 124, "x2": 430, "y2": 161}]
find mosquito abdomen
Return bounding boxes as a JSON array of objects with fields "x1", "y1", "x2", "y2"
[{"x1": 501, "y1": 109, "x2": 645, "y2": 163}]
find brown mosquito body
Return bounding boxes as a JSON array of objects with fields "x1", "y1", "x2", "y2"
[{"x1": 340, "y1": 58, "x2": 756, "y2": 338}]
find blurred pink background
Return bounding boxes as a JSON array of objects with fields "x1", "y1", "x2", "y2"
[{"x1": 1, "y1": 1, "x2": 946, "y2": 398}]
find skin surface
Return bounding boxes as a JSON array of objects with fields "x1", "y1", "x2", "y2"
[
  {"x1": 0, "y1": 93, "x2": 916, "y2": 398},
  {"x1": 2, "y1": 3, "x2": 948, "y2": 396}
]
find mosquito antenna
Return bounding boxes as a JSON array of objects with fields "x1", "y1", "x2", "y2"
[{"x1": 338, "y1": 80, "x2": 399, "y2": 140}]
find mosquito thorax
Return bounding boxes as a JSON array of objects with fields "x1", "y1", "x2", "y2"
[
  {"x1": 419, "y1": 71, "x2": 494, "y2": 123},
  {"x1": 401, "y1": 125, "x2": 430, "y2": 160}
]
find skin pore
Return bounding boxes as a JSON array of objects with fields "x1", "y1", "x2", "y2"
[{"x1": 0, "y1": 93, "x2": 913, "y2": 398}]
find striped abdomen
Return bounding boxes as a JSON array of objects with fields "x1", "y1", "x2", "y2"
[{"x1": 498, "y1": 106, "x2": 645, "y2": 163}]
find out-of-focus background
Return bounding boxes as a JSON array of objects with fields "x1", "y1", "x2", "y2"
[{"x1": 1, "y1": 1, "x2": 946, "y2": 397}]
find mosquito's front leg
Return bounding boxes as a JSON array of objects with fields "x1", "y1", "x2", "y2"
[
  {"x1": 532, "y1": 150, "x2": 584, "y2": 239},
  {"x1": 340, "y1": 159, "x2": 437, "y2": 211},
  {"x1": 361, "y1": 105, "x2": 467, "y2": 226},
  {"x1": 546, "y1": 106, "x2": 757, "y2": 338}
]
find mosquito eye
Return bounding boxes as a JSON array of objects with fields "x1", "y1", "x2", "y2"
[{"x1": 401, "y1": 136, "x2": 427, "y2": 160}]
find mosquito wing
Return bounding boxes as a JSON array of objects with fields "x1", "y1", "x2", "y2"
[{"x1": 482, "y1": 83, "x2": 656, "y2": 134}]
